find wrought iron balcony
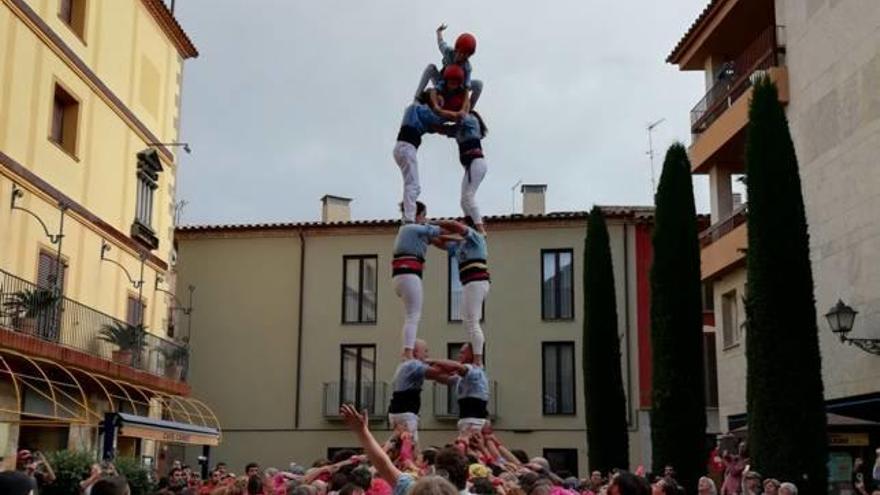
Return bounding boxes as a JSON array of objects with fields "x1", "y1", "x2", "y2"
[
  {"x1": 323, "y1": 381, "x2": 389, "y2": 419},
  {"x1": 0, "y1": 268, "x2": 188, "y2": 381},
  {"x1": 691, "y1": 25, "x2": 786, "y2": 136},
  {"x1": 432, "y1": 381, "x2": 498, "y2": 420}
]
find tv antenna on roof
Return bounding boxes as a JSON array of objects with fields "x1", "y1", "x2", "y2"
[
  {"x1": 511, "y1": 179, "x2": 522, "y2": 213},
  {"x1": 646, "y1": 118, "x2": 666, "y2": 195}
]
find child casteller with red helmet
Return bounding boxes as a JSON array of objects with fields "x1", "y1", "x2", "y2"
[{"x1": 414, "y1": 25, "x2": 482, "y2": 109}]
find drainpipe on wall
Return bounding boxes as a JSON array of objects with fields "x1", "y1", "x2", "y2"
[{"x1": 295, "y1": 229, "x2": 306, "y2": 429}]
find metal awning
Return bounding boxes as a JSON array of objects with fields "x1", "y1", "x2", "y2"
[
  {"x1": 113, "y1": 413, "x2": 219, "y2": 446},
  {"x1": 0, "y1": 349, "x2": 220, "y2": 437}
]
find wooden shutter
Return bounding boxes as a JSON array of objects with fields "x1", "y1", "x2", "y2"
[
  {"x1": 126, "y1": 295, "x2": 145, "y2": 326},
  {"x1": 36, "y1": 251, "x2": 65, "y2": 293}
]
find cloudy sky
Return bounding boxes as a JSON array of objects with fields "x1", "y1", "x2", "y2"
[{"x1": 173, "y1": 0, "x2": 715, "y2": 226}]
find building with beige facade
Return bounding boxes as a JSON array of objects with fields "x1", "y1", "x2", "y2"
[
  {"x1": 668, "y1": 0, "x2": 880, "y2": 486},
  {"x1": 176, "y1": 190, "x2": 722, "y2": 476},
  {"x1": 0, "y1": 0, "x2": 219, "y2": 471}
]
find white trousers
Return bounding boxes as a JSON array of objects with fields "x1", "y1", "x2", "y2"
[
  {"x1": 461, "y1": 157, "x2": 488, "y2": 226},
  {"x1": 394, "y1": 142, "x2": 420, "y2": 222},
  {"x1": 457, "y1": 417, "x2": 488, "y2": 434},
  {"x1": 388, "y1": 412, "x2": 420, "y2": 442},
  {"x1": 462, "y1": 280, "x2": 490, "y2": 355},
  {"x1": 393, "y1": 274, "x2": 423, "y2": 350}
]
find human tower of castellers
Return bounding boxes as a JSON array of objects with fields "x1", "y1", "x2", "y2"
[{"x1": 385, "y1": 22, "x2": 492, "y2": 445}]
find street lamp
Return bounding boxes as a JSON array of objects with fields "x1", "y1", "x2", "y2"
[{"x1": 825, "y1": 299, "x2": 880, "y2": 356}]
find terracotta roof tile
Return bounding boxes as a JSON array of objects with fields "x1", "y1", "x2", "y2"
[
  {"x1": 666, "y1": 0, "x2": 722, "y2": 64},
  {"x1": 142, "y1": 0, "x2": 198, "y2": 59},
  {"x1": 176, "y1": 206, "x2": 663, "y2": 235}
]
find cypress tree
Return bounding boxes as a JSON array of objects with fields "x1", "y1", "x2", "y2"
[
  {"x1": 650, "y1": 143, "x2": 707, "y2": 492},
  {"x1": 745, "y1": 77, "x2": 827, "y2": 493},
  {"x1": 583, "y1": 206, "x2": 629, "y2": 473}
]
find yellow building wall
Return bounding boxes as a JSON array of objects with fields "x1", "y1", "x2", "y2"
[
  {"x1": 177, "y1": 219, "x2": 650, "y2": 475},
  {"x1": 0, "y1": 0, "x2": 186, "y2": 333},
  {"x1": 176, "y1": 235, "x2": 302, "y2": 431}
]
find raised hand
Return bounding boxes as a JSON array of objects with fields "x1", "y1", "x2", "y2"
[
  {"x1": 437, "y1": 24, "x2": 448, "y2": 33},
  {"x1": 340, "y1": 404, "x2": 369, "y2": 432}
]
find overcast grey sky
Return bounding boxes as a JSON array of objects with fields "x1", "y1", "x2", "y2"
[{"x1": 174, "y1": 0, "x2": 713, "y2": 225}]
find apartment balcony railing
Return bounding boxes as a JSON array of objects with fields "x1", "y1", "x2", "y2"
[
  {"x1": 699, "y1": 203, "x2": 748, "y2": 248},
  {"x1": 432, "y1": 381, "x2": 498, "y2": 420},
  {"x1": 0, "y1": 268, "x2": 188, "y2": 381},
  {"x1": 691, "y1": 25, "x2": 786, "y2": 135},
  {"x1": 323, "y1": 381, "x2": 389, "y2": 419}
]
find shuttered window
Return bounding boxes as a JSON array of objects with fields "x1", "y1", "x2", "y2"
[
  {"x1": 126, "y1": 295, "x2": 146, "y2": 326},
  {"x1": 36, "y1": 250, "x2": 66, "y2": 293}
]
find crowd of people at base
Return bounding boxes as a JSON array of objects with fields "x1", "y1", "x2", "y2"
[{"x1": 1, "y1": 435, "x2": 880, "y2": 495}]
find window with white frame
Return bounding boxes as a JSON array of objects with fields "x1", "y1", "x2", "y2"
[{"x1": 721, "y1": 290, "x2": 740, "y2": 348}]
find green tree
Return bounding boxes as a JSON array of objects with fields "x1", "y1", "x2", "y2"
[
  {"x1": 43, "y1": 450, "x2": 95, "y2": 495},
  {"x1": 650, "y1": 143, "x2": 707, "y2": 492},
  {"x1": 745, "y1": 77, "x2": 827, "y2": 492},
  {"x1": 583, "y1": 206, "x2": 629, "y2": 472}
]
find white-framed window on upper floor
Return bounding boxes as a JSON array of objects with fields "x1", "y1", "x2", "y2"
[
  {"x1": 339, "y1": 344, "x2": 376, "y2": 413},
  {"x1": 721, "y1": 289, "x2": 740, "y2": 349},
  {"x1": 541, "y1": 249, "x2": 574, "y2": 321},
  {"x1": 542, "y1": 341, "x2": 576, "y2": 415},
  {"x1": 342, "y1": 255, "x2": 378, "y2": 324}
]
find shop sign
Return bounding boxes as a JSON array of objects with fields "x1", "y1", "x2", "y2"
[{"x1": 828, "y1": 432, "x2": 869, "y2": 447}]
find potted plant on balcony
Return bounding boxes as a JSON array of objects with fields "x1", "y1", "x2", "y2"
[
  {"x1": 159, "y1": 344, "x2": 189, "y2": 380},
  {"x1": 98, "y1": 321, "x2": 147, "y2": 366},
  {"x1": 2, "y1": 288, "x2": 59, "y2": 336}
]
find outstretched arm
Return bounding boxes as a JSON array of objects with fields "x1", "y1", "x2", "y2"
[
  {"x1": 487, "y1": 432, "x2": 520, "y2": 465},
  {"x1": 435, "y1": 220, "x2": 469, "y2": 236},
  {"x1": 437, "y1": 24, "x2": 448, "y2": 53},
  {"x1": 425, "y1": 364, "x2": 453, "y2": 383},
  {"x1": 341, "y1": 404, "x2": 402, "y2": 485},
  {"x1": 425, "y1": 358, "x2": 467, "y2": 375},
  {"x1": 431, "y1": 234, "x2": 461, "y2": 250}
]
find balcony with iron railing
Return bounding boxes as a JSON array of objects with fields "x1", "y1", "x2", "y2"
[
  {"x1": 688, "y1": 25, "x2": 789, "y2": 173},
  {"x1": 699, "y1": 204, "x2": 749, "y2": 281},
  {"x1": 699, "y1": 203, "x2": 748, "y2": 248},
  {"x1": 691, "y1": 25, "x2": 786, "y2": 135},
  {"x1": 323, "y1": 381, "x2": 389, "y2": 420},
  {"x1": 433, "y1": 381, "x2": 498, "y2": 420},
  {"x1": 0, "y1": 268, "x2": 189, "y2": 383}
]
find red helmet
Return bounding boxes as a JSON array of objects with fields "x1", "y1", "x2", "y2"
[
  {"x1": 442, "y1": 64, "x2": 465, "y2": 84},
  {"x1": 455, "y1": 33, "x2": 477, "y2": 56}
]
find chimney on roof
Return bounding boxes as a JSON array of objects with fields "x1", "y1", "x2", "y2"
[
  {"x1": 321, "y1": 195, "x2": 352, "y2": 223},
  {"x1": 521, "y1": 184, "x2": 547, "y2": 215}
]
